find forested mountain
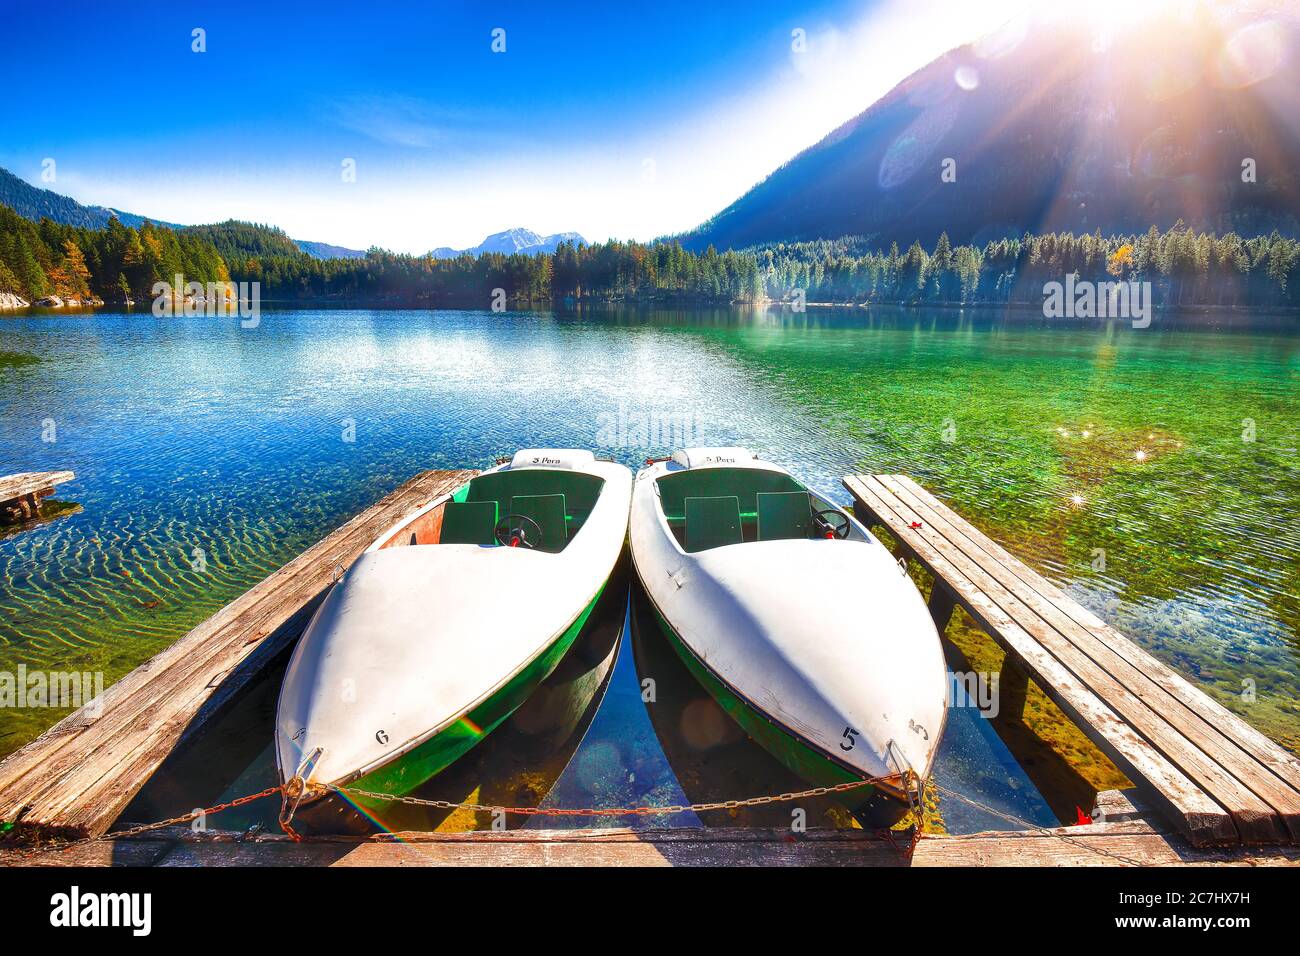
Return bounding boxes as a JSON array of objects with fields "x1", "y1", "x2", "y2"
[
  {"x1": 682, "y1": 3, "x2": 1300, "y2": 252},
  {"x1": 0, "y1": 166, "x2": 176, "y2": 230},
  {"x1": 180, "y1": 220, "x2": 307, "y2": 262},
  {"x1": 0, "y1": 168, "x2": 364, "y2": 261}
]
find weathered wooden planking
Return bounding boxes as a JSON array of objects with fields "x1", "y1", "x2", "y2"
[
  {"x1": 844, "y1": 475, "x2": 1237, "y2": 846},
  {"x1": 889, "y1": 474, "x2": 1300, "y2": 798},
  {"x1": 0, "y1": 470, "x2": 75, "y2": 522},
  {"x1": 873, "y1": 476, "x2": 1300, "y2": 842},
  {"x1": 0, "y1": 470, "x2": 474, "y2": 839},
  {"x1": 0, "y1": 470, "x2": 74, "y2": 502},
  {"x1": 848, "y1": 474, "x2": 1300, "y2": 845},
  {"x1": 7, "y1": 824, "x2": 1299, "y2": 868},
  {"x1": 913, "y1": 829, "x2": 1300, "y2": 867}
]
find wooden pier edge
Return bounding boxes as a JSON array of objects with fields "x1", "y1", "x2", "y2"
[
  {"x1": 843, "y1": 473, "x2": 1300, "y2": 849},
  {"x1": 5, "y1": 807, "x2": 1300, "y2": 867},
  {"x1": 0, "y1": 469, "x2": 476, "y2": 841},
  {"x1": 0, "y1": 470, "x2": 75, "y2": 523}
]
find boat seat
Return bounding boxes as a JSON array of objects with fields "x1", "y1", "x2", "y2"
[
  {"x1": 684, "y1": 495, "x2": 743, "y2": 552},
  {"x1": 438, "y1": 500, "x2": 499, "y2": 545},
  {"x1": 757, "y1": 491, "x2": 813, "y2": 541},
  {"x1": 508, "y1": 493, "x2": 568, "y2": 553}
]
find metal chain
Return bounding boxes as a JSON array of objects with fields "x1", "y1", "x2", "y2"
[
  {"x1": 5, "y1": 785, "x2": 284, "y2": 861},
  {"x1": 332, "y1": 775, "x2": 893, "y2": 818},
  {"x1": 9, "y1": 776, "x2": 1145, "y2": 866}
]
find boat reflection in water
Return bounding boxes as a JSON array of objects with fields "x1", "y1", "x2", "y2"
[{"x1": 120, "y1": 557, "x2": 629, "y2": 836}]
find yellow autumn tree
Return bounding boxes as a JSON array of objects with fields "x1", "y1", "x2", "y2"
[{"x1": 1107, "y1": 243, "x2": 1134, "y2": 277}]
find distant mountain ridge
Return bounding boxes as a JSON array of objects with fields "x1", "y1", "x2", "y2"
[
  {"x1": 430, "y1": 227, "x2": 586, "y2": 258},
  {"x1": 0, "y1": 166, "x2": 180, "y2": 230},
  {"x1": 681, "y1": 4, "x2": 1300, "y2": 251},
  {"x1": 0, "y1": 166, "x2": 367, "y2": 260},
  {"x1": 294, "y1": 239, "x2": 367, "y2": 259}
]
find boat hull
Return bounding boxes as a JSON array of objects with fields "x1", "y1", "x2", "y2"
[
  {"x1": 341, "y1": 583, "x2": 603, "y2": 812},
  {"x1": 645, "y1": 598, "x2": 917, "y2": 825}
]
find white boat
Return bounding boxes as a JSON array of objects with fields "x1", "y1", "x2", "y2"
[
  {"x1": 629, "y1": 447, "x2": 947, "y2": 824},
  {"x1": 275, "y1": 449, "x2": 632, "y2": 825}
]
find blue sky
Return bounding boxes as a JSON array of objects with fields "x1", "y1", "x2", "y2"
[{"x1": 1, "y1": 0, "x2": 1035, "y2": 252}]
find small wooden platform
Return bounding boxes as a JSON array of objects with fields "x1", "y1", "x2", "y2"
[
  {"x1": 844, "y1": 474, "x2": 1300, "y2": 848},
  {"x1": 0, "y1": 470, "x2": 74, "y2": 523},
  {"x1": 0, "y1": 469, "x2": 474, "y2": 841}
]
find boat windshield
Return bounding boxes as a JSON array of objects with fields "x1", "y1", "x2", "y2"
[
  {"x1": 656, "y1": 467, "x2": 834, "y2": 552},
  {"x1": 435, "y1": 468, "x2": 605, "y2": 552}
]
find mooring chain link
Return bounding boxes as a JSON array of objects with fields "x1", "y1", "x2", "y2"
[
  {"x1": 5, "y1": 785, "x2": 284, "y2": 861},
  {"x1": 330, "y1": 775, "x2": 892, "y2": 817},
  {"x1": 6, "y1": 774, "x2": 1144, "y2": 867}
]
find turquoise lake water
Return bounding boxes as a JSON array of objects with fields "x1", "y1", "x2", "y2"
[{"x1": 1, "y1": 307, "x2": 1297, "y2": 833}]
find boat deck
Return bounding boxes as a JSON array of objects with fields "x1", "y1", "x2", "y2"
[
  {"x1": 843, "y1": 474, "x2": 1300, "y2": 848},
  {"x1": 0, "y1": 469, "x2": 475, "y2": 841}
]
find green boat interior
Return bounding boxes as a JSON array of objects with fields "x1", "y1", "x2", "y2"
[
  {"x1": 435, "y1": 469, "x2": 605, "y2": 552},
  {"x1": 656, "y1": 467, "x2": 842, "y2": 552}
]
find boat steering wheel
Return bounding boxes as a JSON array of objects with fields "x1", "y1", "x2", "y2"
[
  {"x1": 495, "y1": 514, "x2": 543, "y2": 549},
  {"x1": 812, "y1": 509, "x2": 851, "y2": 539}
]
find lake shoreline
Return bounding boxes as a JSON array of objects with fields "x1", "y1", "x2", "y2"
[{"x1": 5, "y1": 298, "x2": 1297, "y2": 329}]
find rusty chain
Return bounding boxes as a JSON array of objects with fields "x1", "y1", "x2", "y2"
[
  {"x1": 330, "y1": 774, "x2": 898, "y2": 818},
  {"x1": 9, "y1": 770, "x2": 1154, "y2": 865},
  {"x1": 4, "y1": 785, "x2": 284, "y2": 861}
]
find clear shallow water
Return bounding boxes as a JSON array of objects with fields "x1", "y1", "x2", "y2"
[{"x1": 2, "y1": 307, "x2": 1297, "y2": 833}]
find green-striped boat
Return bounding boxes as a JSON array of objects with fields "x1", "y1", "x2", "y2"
[
  {"x1": 275, "y1": 450, "x2": 631, "y2": 830},
  {"x1": 629, "y1": 448, "x2": 947, "y2": 825}
]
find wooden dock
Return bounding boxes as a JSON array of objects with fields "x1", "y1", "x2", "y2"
[
  {"x1": 844, "y1": 474, "x2": 1300, "y2": 848},
  {"x1": 0, "y1": 470, "x2": 74, "y2": 523},
  {"x1": 0, "y1": 469, "x2": 474, "y2": 841},
  {"x1": 3, "y1": 467, "x2": 1298, "y2": 865}
]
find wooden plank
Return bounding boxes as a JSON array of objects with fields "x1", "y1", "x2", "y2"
[
  {"x1": 844, "y1": 475, "x2": 1237, "y2": 846},
  {"x1": 0, "y1": 470, "x2": 474, "y2": 839},
  {"x1": 890, "y1": 474, "x2": 1300, "y2": 801},
  {"x1": 0, "y1": 470, "x2": 75, "y2": 502},
  {"x1": 879, "y1": 474, "x2": 1300, "y2": 841},
  {"x1": 5, "y1": 832, "x2": 904, "y2": 868},
  {"x1": 857, "y1": 475, "x2": 1281, "y2": 841},
  {"x1": 0, "y1": 839, "x2": 172, "y2": 868},
  {"x1": 8, "y1": 824, "x2": 1299, "y2": 868},
  {"x1": 157, "y1": 831, "x2": 902, "y2": 867},
  {"x1": 912, "y1": 830, "x2": 1300, "y2": 867}
]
